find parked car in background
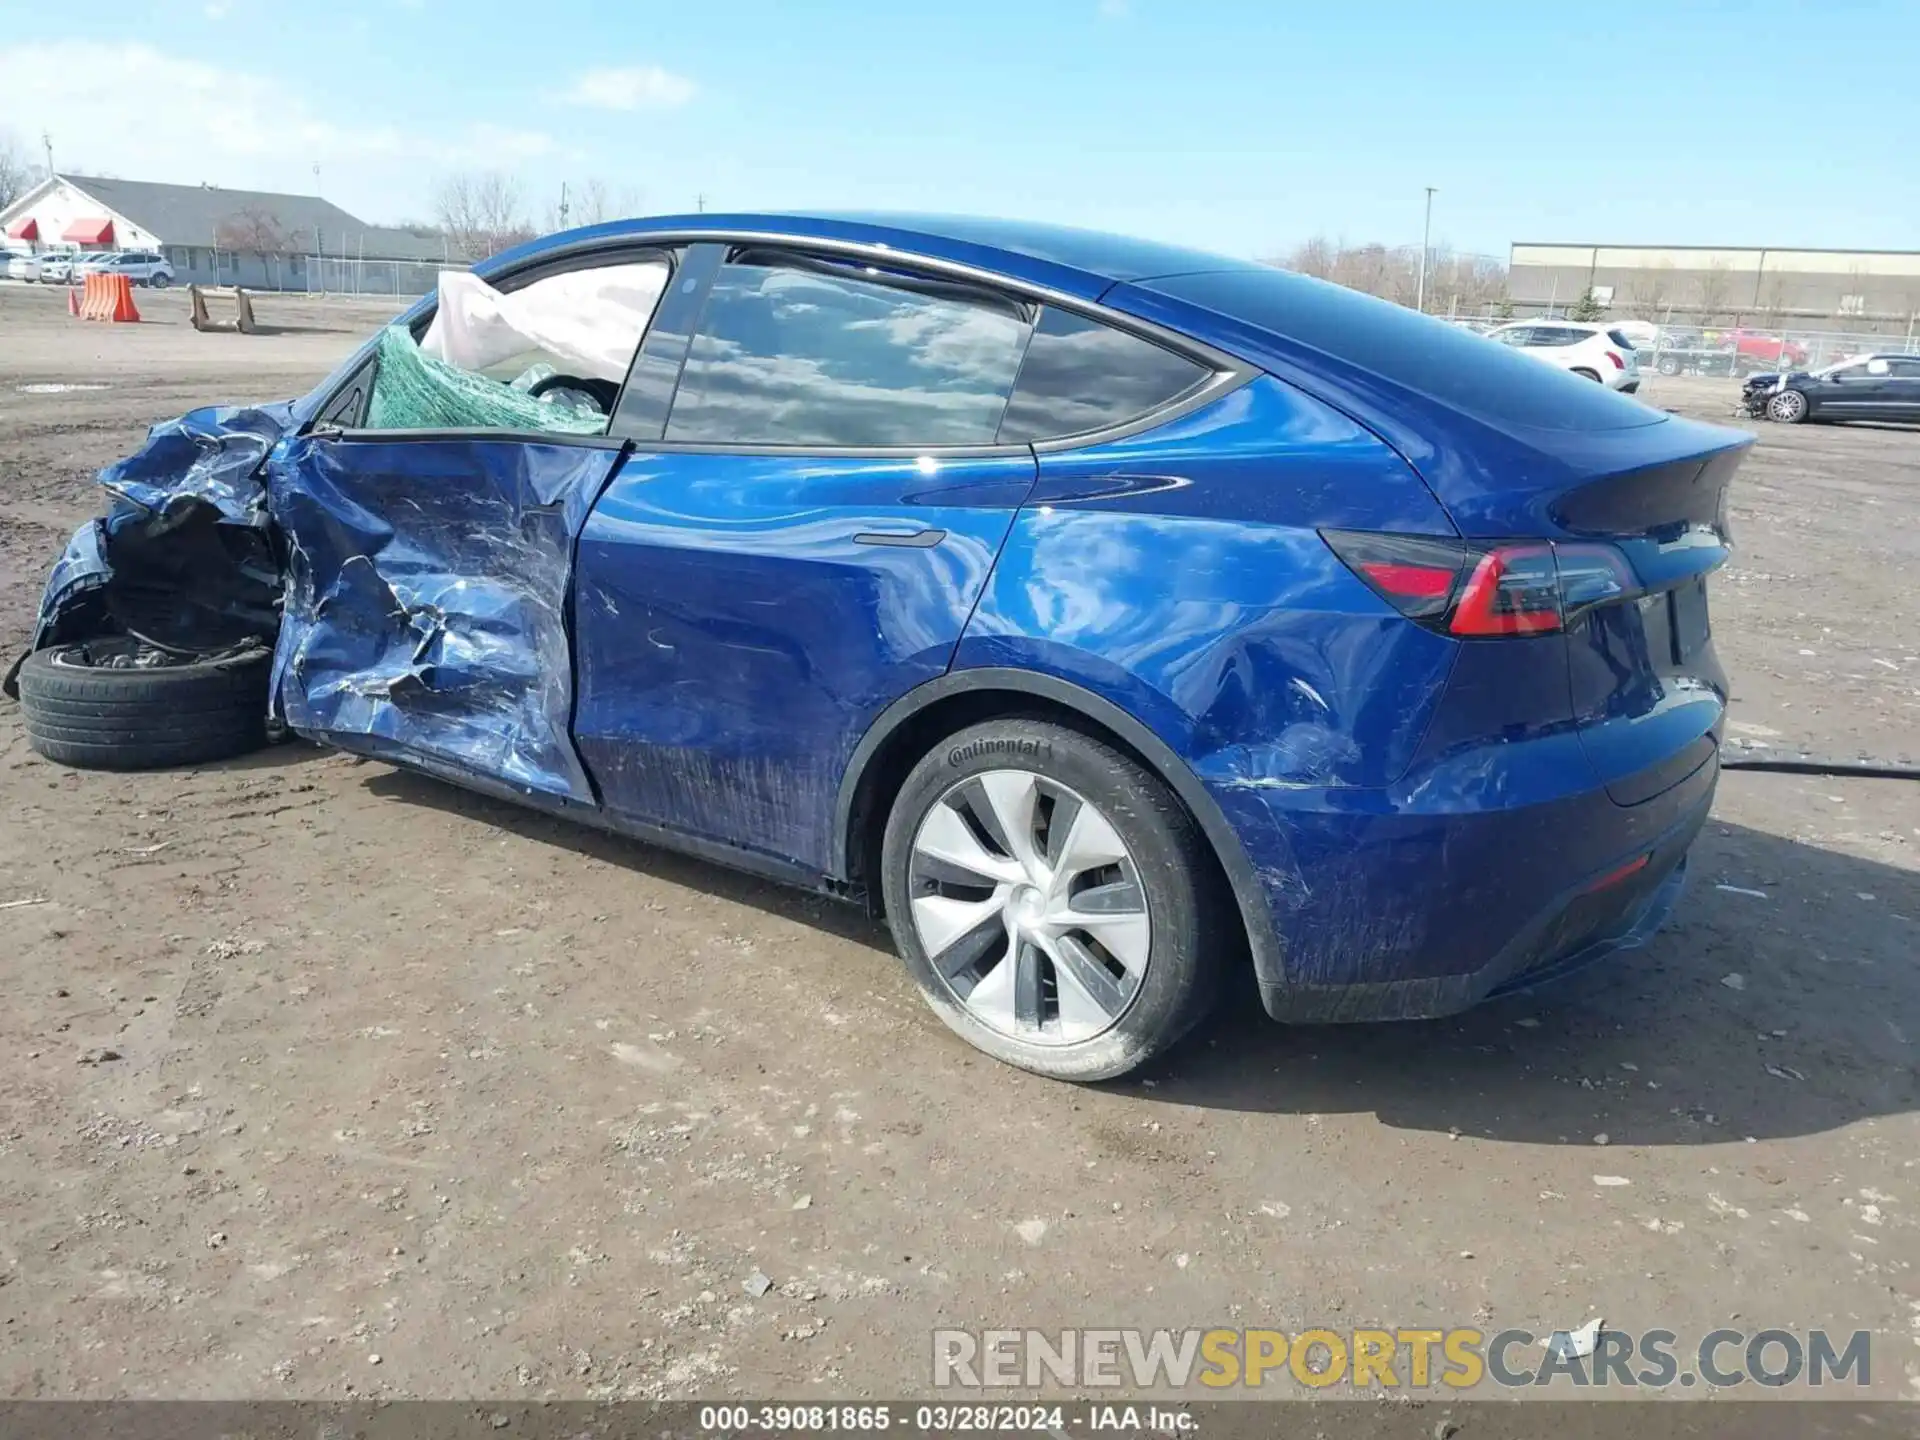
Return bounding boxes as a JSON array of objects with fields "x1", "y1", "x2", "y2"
[
  {"x1": 1741, "y1": 354, "x2": 1920, "y2": 424},
  {"x1": 1485, "y1": 321, "x2": 1643, "y2": 393},
  {"x1": 36, "y1": 252, "x2": 79, "y2": 284},
  {"x1": 6, "y1": 212, "x2": 1752, "y2": 1081},
  {"x1": 3, "y1": 251, "x2": 40, "y2": 282},
  {"x1": 1723, "y1": 328, "x2": 1807, "y2": 372},
  {"x1": 1607, "y1": 319, "x2": 1660, "y2": 351},
  {"x1": 67, "y1": 251, "x2": 119, "y2": 284},
  {"x1": 1644, "y1": 329, "x2": 1735, "y2": 377},
  {"x1": 91, "y1": 250, "x2": 175, "y2": 288}
]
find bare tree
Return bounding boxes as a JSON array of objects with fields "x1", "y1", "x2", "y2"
[
  {"x1": 435, "y1": 171, "x2": 534, "y2": 260},
  {"x1": 1269, "y1": 236, "x2": 1508, "y2": 318},
  {"x1": 1284, "y1": 235, "x2": 1336, "y2": 281},
  {"x1": 214, "y1": 206, "x2": 302, "y2": 289},
  {"x1": 1694, "y1": 260, "x2": 1732, "y2": 328},
  {"x1": 542, "y1": 178, "x2": 645, "y2": 233},
  {"x1": 0, "y1": 132, "x2": 40, "y2": 211},
  {"x1": 1626, "y1": 259, "x2": 1675, "y2": 322}
]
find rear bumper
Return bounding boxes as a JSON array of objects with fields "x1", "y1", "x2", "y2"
[{"x1": 1215, "y1": 741, "x2": 1718, "y2": 1024}]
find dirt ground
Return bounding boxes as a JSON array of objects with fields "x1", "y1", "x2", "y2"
[{"x1": 0, "y1": 282, "x2": 1915, "y2": 1403}]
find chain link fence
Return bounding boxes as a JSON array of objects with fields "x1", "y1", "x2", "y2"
[{"x1": 301, "y1": 254, "x2": 448, "y2": 298}]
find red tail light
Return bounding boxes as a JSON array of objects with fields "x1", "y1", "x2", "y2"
[
  {"x1": 1322, "y1": 531, "x2": 1637, "y2": 637},
  {"x1": 1605, "y1": 351, "x2": 1625, "y2": 370},
  {"x1": 1450, "y1": 545, "x2": 1561, "y2": 635}
]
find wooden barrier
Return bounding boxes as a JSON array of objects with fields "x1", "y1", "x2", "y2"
[{"x1": 188, "y1": 284, "x2": 259, "y2": 334}]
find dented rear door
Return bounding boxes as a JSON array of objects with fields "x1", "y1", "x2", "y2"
[{"x1": 265, "y1": 429, "x2": 627, "y2": 801}]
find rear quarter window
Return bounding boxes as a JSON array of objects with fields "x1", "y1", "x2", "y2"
[
  {"x1": 996, "y1": 307, "x2": 1210, "y2": 443},
  {"x1": 1139, "y1": 267, "x2": 1666, "y2": 432}
]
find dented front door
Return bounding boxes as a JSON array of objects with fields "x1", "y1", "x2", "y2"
[{"x1": 266, "y1": 430, "x2": 627, "y2": 801}]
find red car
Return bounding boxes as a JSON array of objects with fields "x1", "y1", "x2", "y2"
[{"x1": 1722, "y1": 329, "x2": 1808, "y2": 369}]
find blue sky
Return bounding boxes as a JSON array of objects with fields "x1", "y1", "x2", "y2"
[{"x1": 1, "y1": 0, "x2": 1914, "y2": 258}]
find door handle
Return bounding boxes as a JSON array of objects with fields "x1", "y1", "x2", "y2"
[{"x1": 852, "y1": 528, "x2": 947, "y2": 548}]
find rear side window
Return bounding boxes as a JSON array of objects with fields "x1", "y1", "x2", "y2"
[
  {"x1": 1606, "y1": 329, "x2": 1639, "y2": 350},
  {"x1": 997, "y1": 307, "x2": 1210, "y2": 443},
  {"x1": 666, "y1": 260, "x2": 1032, "y2": 447}
]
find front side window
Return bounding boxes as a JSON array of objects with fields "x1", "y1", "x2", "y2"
[
  {"x1": 997, "y1": 307, "x2": 1209, "y2": 443},
  {"x1": 354, "y1": 256, "x2": 670, "y2": 435},
  {"x1": 665, "y1": 260, "x2": 1032, "y2": 447}
]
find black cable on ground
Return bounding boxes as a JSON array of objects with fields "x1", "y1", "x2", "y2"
[{"x1": 1721, "y1": 756, "x2": 1920, "y2": 781}]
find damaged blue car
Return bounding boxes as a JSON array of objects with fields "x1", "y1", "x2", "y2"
[{"x1": 7, "y1": 213, "x2": 1753, "y2": 1080}]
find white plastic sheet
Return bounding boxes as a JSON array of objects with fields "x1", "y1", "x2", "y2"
[{"x1": 420, "y1": 261, "x2": 669, "y2": 384}]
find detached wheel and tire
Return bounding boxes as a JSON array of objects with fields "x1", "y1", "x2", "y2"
[
  {"x1": 16, "y1": 639, "x2": 270, "y2": 770},
  {"x1": 881, "y1": 719, "x2": 1225, "y2": 1081},
  {"x1": 1766, "y1": 389, "x2": 1809, "y2": 424}
]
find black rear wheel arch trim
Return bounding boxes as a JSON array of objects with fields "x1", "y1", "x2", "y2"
[{"x1": 831, "y1": 666, "x2": 1283, "y2": 984}]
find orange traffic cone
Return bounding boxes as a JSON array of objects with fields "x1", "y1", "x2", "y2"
[{"x1": 67, "y1": 284, "x2": 80, "y2": 317}]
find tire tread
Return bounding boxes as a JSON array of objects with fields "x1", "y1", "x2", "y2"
[{"x1": 16, "y1": 644, "x2": 271, "y2": 771}]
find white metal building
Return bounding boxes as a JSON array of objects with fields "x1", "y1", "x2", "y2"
[{"x1": 1508, "y1": 243, "x2": 1920, "y2": 330}]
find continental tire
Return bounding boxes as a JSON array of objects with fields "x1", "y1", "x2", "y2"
[
  {"x1": 16, "y1": 642, "x2": 270, "y2": 771},
  {"x1": 881, "y1": 718, "x2": 1226, "y2": 1081}
]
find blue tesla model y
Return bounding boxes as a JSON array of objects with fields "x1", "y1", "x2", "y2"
[{"x1": 11, "y1": 213, "x2": 1751, "y2": 1080}]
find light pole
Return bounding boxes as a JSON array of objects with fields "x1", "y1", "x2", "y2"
[{"x1": 1416, "y1": 186, "x2": 1437, "y2": 313}]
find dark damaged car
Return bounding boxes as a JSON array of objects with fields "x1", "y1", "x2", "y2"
[
  {"x1": 1740, "y1": 353, "x2": 1920, "y2": 424},
  {"x1": 6, "y1": 213, "x2": 1754, "y2": 1081}
]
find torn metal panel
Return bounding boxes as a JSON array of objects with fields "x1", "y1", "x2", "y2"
[
  {"x1": 266, "y1": 433, "x2": 625, "y2": 802},
  {"x1": 6, "y1": 405, "x2": 291, "y2": 696},
  {"x1": 98, "y1": 404, "x2": 292, "y2": 524}
]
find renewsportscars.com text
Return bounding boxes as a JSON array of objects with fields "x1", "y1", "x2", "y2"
[{"x1": 932, "y1": 1327, "x2": 1873, "y2": 1391}]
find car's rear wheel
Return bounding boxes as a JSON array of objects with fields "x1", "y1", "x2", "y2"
[
  {"x1": 150, "y1": 274, "x2": 169, "y2": 289},
  {"x1": 1766, "y1": 389, "x2": 1809, "y2": 424},
  {"x1": 1571, "y1": 367, "x2": 1602, "y2": 382},
  {"x1": 1656, "y1": 355, "x2": 1681, "y2": 376},
  {"x1": 15, "y1": 638, "x2": 271, "y2": 770},
  {"x1": 880, "y1": 719, "x2": 1224, "y2": 1081}
]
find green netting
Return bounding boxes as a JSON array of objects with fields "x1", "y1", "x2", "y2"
[{"x1": 365, "y1": 326, "x2": 608, "y2": 436}]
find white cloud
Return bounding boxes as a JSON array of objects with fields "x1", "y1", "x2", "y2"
[
  {"x1": 204, "y1": 1, "x2": 232, "y2": 18},
  {"x1": 1098, "y1": 0, "x2": 1130, "y2": 15},
  {"x1": 562, "y1": 65, "x2": 697, "y2": 112},
  {"x1": 0, "y1": 41, "x2": 558, "y2": 212}
]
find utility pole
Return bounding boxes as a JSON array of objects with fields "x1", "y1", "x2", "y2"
[
  {"x1": 558, "y1": 180, "x2": 570, "y2": 228},
  {"x1": 41, "y1": 131, "x2": 54, "y2": 180},
  {"x1": 695, "y1": 193, "x2": 706, "y2": 213},
  {"x1": 312, "y1": 162, "x2": 321, "y2": 198},
  {"x1": 1415, "y1": 186, "x2": 1437, "y2": 313}
]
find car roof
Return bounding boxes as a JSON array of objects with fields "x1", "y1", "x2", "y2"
[{"x1": 482, "y1": 211, "x2": 1264, "y2": 302}]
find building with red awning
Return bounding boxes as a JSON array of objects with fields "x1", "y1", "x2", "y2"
[
  {"x1": 0, "y1": 172, "x2": 449, "y2": 292},
  {"x1": 60, "y1": 216, "x2": 115, "y2": 246}
]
